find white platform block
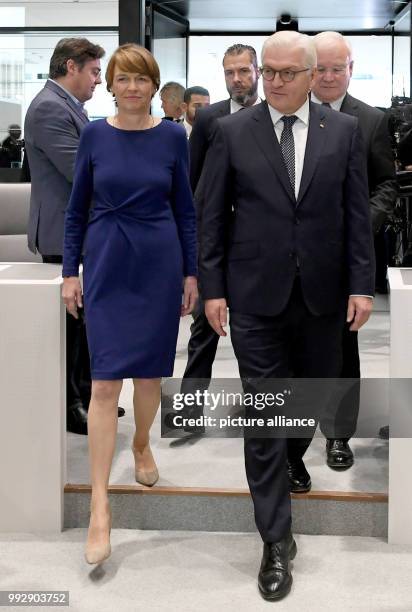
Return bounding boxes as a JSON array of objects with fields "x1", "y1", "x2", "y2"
[
  {"x1": 0, "y1": 263, "x2": 65, "y2": 532},
  {"x1": 388, "y1": 267, "x2": 412, "y2": 546}
]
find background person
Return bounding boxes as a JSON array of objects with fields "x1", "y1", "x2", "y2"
[
  {"x1": 182, "y1": 85, "x2": 210, "y2": 137},
  {"x1": 62, "y1": 44, "x2": 198, "y2": 565},
  {"x1": 178, "y1": 44, "x2": 260, "y2": 433},
  {"x1": 1, "y1": 124, "x2": 24, "y2": 167},
  {"x1": 308, "y1": 31, "x2": 397, "y2": 472},
  {"x1": 159, "y1": 81, "x2": 186, "y2": 122}
]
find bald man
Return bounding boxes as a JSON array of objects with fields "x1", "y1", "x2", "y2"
[{"x1": 308, "y1": 31, "x2": 397, "y2": 471}]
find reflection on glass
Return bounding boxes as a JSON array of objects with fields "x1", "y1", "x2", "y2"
[
  {"x1": 151, "y1": 10, "x2": 187, "y2": 117},
  {"x1": 0, "y1": 30, "x2": 117, "y2": 143}
]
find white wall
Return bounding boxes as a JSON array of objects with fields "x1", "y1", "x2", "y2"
[{"x1": 0, "y1": 2, "x2": 118, "y2": 27}]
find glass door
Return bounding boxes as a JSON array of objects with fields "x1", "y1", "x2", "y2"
[{"x1": 146, "y1": 2, "x2": 189, "y2": 116}]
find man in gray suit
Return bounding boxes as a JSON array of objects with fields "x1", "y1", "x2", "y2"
[{"x1": 24, "y1": 38, "x2": 124, "y2": 434}]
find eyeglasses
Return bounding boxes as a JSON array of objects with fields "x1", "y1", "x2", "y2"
[
  {"x1": 316, "y1": 65, "x2": 350, "y2": 76},
  {"x1": 259, "y1": 66, "x2": 310, "y2": 82}
]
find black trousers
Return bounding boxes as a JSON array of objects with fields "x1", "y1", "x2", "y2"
[
  {"x1": 230, "y1": 277, "x2": 344, "y2": 542},
  {"x1": 374, "y1": 227, "x2": 389, "y2": 290},
  {"x1": 180, "y1": 296, "x2": 220, "y2": 397},
  {"x1": 42, "y1": 255, "x2": 92, "y2": 410},
  {"x1": 320, "y1": 324, "x2": 360, "y2": 441}
]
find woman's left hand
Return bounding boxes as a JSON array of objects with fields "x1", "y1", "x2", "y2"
[{"x1": 181, "y1": 276, "x2": 198, "y2": 316}]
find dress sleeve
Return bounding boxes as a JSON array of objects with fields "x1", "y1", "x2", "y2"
[
  {"x1": 171, "y1": 130, "x2": 198, "y2": 277},
  {"x1": 62, "y1": 127, "x2": 93, "y2": 277}
]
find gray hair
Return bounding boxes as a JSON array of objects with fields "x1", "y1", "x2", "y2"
[
  {"x1": 261, "y1": 31, "x2": 317, "y2": 69},
  {"x1": 312, "y1": 31, "x2": 353, "y2": 61}
]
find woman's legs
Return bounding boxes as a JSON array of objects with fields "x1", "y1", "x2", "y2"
[
  {"x1": 132, "y1": 379, "x2": 161, "y2": 478},
  {"x1": 86, "y1": 379, "x2": 122, "y2": 560}
]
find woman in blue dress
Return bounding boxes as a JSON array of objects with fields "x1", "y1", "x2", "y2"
[{"x1": 62, "y1": 44, "x2": 198, "y2": 564}]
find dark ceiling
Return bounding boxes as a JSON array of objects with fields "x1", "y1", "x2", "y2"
[{"x1": 153, "y1": 0, "x2": 410, "y2": 32}]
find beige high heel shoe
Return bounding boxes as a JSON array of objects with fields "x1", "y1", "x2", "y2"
[
  {"x1": 85, "y1": 509, "x2": 112, "y2": 565},
  {"x1": 132, "y1": 444, "x2": 159, "y2": 486}
]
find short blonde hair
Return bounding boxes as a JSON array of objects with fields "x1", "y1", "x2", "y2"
[
  {"x1": 105, "y1": 44, "x2": 160, "y2": 92},
  {"x1": 262, "y1": 31, "x2": 317, "y2": 69}
]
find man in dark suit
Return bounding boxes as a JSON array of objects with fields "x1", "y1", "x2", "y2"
[
  {"x1": 199, "y1": 31, "x2": 374, "y2": 600},
  {"x1": 1, "y1": 124, "x2": 24, "y2": 167},
  {"x1": 306, "y1": 31, "x2": 397, "y2": 471},
  {"x1": 25, "y1": 38, "x2": 124, "y2": 434},
  {"x1": 180, "y1": 44, "x2": 260, "y2": 432}
]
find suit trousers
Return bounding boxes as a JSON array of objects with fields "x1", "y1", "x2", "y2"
[
  {"x1": 320, "y1": 324, "x2": 360, "y2": 441},
  {"x1": 229, "y1": 276, "x2": 344, "y2": 542},
  {"x1": 42, "y1": 255, "x2": 92, "y2": 410},
  {"x1": 181, "y1": 296, "x2": 220, "y2": 398}
]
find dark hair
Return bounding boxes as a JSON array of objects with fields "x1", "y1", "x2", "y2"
[
  {"x1": 184, "y1": 86, "x2": 210, "y2": 104},
  {"x1": 223, "y1": 44, "x2": 258, "y2": 68},
  {"x1": 49, "y1": 38, "x2": 105, "y2": 79},
  {"x1": 159, "y1": 81, "x2": 185, "y2": 102},
  {"x1": 106, "y1": 44, "x2": 160, "y2": 92}
]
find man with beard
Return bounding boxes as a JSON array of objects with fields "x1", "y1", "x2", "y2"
[
  {"x1": 179, "y1": 44, "x2": 260, "y2": 432},
  {"x1": 182, "y1": 86, "x2": 210, "y2": 138}
]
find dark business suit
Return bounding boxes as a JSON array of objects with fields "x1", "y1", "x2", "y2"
[
  {"x1": 25, "y1": 79, "x2": 92, "y2": 420},
  {"x1": 181, "y1": 99, "x2": 231, "y2": 397},
  {"x1": 199, "y1": 100, "x2": 375, "y2": 541},
  {"x1": 319, "y1": 94, "x2": 397, "y2": 441}
]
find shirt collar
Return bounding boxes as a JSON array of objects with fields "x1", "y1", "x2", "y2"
[
  {"x1": 230, "y1": 96, "x2": 261, "y2": 114},
  {"x1": 267, "y1": 96, "x2": 310, "y2": 127},
  {"x1": 49, "y1": 79, "x2": 83, "y2": 108},
  {"x1": 311, "y1": 92, "x2": 346, "y2": 111}
]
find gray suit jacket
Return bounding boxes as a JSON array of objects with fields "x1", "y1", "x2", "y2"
[{"x1": 25, "y1": 80, "x2": 89, "y2": 255}]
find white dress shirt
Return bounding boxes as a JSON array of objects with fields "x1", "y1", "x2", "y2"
[
  {"x1": 183, "y1": 119, "x2": 192, "y2": 138},
  {"x1": 267, "y1": 97, "x2": 310, "y2": 199}
]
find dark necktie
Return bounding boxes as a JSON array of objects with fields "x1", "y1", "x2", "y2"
[
  {"x1": 322, "y1": 101, "x2": 331, "y2": 108},
  {"x1": 280, "y1": 115, "x2": 298, "y2": 193}
]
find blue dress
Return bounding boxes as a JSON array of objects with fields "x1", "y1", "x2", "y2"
[{"x1": 62, "y1": 119, "x2": 197, "y2": 379}]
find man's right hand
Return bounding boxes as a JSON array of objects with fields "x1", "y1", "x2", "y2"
[
  {"x1": 205, "y1": 298, "x2": 228, "y2": 336},
  {"x1": 62, "y1": 276, "x2": 83, "y2": 319}
]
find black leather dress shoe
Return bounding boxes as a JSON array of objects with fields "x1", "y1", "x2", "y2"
[
  {"x1": 326, "y1": 439, "x2": 354, "y2": 469},
  {"x1": 67, "y1": 403, "x2": 125, "y2": 435},
  {"x1": 183, "y1": 406, "x2": 205, "y2": 434},
  {"x1": 163, "y1": 407, "x2": 205, "y2": 434},
  {"x1": 258, "y1": 531, "x2": 297, "y2": 601},
  {"x1": 67, "y1": 401, "x2": 88, "y2": 435},
  {"x1": 287, "y1": 459, "x2": 311, "y2": 493}
]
